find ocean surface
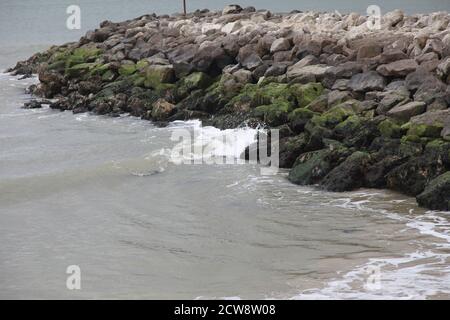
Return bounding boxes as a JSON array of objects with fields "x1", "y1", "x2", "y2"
[{"x1": 0, "y1": 1, "x2": 450, "y2": 299}]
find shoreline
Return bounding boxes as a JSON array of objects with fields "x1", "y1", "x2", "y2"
[{"x1": 8, "y1": 5, "x2": 450, "y2": 211}]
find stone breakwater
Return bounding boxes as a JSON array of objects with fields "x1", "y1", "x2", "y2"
[{"x1": 8, "y1": 5, "x2": 450, "y2": 210}]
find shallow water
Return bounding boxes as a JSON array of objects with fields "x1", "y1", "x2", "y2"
[
  {"x1": 1, "y1": 0, "x2": 450, "y2": 299},
  {"x1": 0, "y1": 74, "x2": 449, "y2": 299}
]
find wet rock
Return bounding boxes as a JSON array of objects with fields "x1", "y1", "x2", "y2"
[
  {"x1": 152, "y1": 98, "x2": 175, "y2": 120},
  {"x1": 416, "y1": 172, "x2": 450, "y2": 211},
  {"x1": 386, "y1": 153, "x2": 447, "y2": 196},
  {"x1": 321, "y1": 151, "x2": 372, "y2": 192},
  {"x1": 23, "y1": 100, "x2": 43, "y2": 109},
  {"x1": 288, "y1": 147, "x2": 350, "y2": 185},
  {"x1": 37, "y1": 69, "x2": 65, "y2": 98},
  {"x1": 278, "y1": 134, "x2": 308, "y2": 168}
]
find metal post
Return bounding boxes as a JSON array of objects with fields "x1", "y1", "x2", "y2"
[{"x1": 183, "y1": 0, "x2": 187, "y2": 15}]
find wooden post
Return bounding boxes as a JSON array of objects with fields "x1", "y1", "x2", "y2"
[{"x1": 183, "y1": 0, "x2": 187, "y2": 15}]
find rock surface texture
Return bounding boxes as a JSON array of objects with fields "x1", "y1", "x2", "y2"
[{"x1": 9, "y1": 6, "x2": 450, "y2": 210}]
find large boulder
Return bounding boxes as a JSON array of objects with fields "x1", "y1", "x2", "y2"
[
  {"x1": 357, "y1": 44, "x2": 382, "y2": 60},
  {"x1": 288, "y1": 147, "x2": 350, "y2": 185},
  {"x1": 347, "y1": 71, "x2": 387, "y2": 92},
  {"x1": 376, "y1": 90, "x2": 410, "y2": 115},
  {"x1": 387, "y1": 101, "x2": 426, "y2": 121},
  {"x1": 437, "y1": 57, "x2": 450, "y2": 82},
  {"x1": 416, "y1": 172, "x2": 450, "y2": 211},
  {"x1": 376, "y1": 59, "x2": 418, "y2": 77},
  {"x1": 222, "y1": 4, "x2": 243, "y2": 15},
  {"x1": 286, "y1": 64, "x2": 330, "y2": 82},
  {"x1": 270, "y1": 38, "x2": 291, "y2": 53},
  {"x1": 386, "y1": 140, "x2": 450, "y2": 196},
  {"x1": 321, "y1": 151, "x2": 372, "y2": 192},
  {"x1": 167, "y1": 44, "x2": 198, "y2": 78},
  {"x1": 413, "y1": 77, "x2": 449, "y2": 104},
  {"x1": 151, "y1": 99, "x2": 175, "y2": 121},
  {"x1": 238, "y1": 45, "x2": 263, "y2": 70},
  {"x1": 405, "y1": 69, "x2": 438, "y2": 91}
]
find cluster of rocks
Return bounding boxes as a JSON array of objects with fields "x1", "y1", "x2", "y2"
[{"x1": 9, "y1": 5, "x2": 450, "y2": 210}]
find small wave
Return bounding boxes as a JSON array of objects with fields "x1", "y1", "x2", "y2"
[
  {"x1": 291, "y1": 194, "x2": 450, "y2": 300},
  {"x1": 155, "y1": 122, "x2": 259, "y2": 165}
]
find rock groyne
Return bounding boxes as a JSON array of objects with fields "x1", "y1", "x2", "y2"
[{"x1": 9, "y1": 5, "x2": 450, "y2": 210}]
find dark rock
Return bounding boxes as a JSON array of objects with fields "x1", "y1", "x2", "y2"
[
  {"x1": 288, "y1": 147, "x2": 351, "y2": 185},
  {"x1": 23, "y1": 100, "x2": 43, "y2": 109},
  {"x1": 417, "y1": 172, "x2": 450, "y2": 211},
  {"x1": 222, "y1": 5, "x2": 243, "y2": 15},
  {"x1": 321, "y1": 151, "x2": 372, "y2": 191}
]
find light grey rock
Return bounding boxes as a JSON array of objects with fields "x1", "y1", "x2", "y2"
[
  {"x1": 270, "y1": 38, "x2": 291, "y2": 53},
  {"x1": 286, "y1": 64, "x2": 330, "y2": 81},
  {"x1": 376, "y1": 59, "x2": 418, "y2": 77},
  {"x1": 387, "y1": 101, "x2": 426, "y2": 121},
  {"x1": 348, "y1": 71, "x2": 387, "y2": 92}
]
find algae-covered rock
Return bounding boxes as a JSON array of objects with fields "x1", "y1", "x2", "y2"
[
  {"x1": 321, "y1": 151, "x2": 372, "y2": 192},
  {"x1": 118, "y1": 62, "x2": 137, "y2": 76},
  {"x1": 290, "y1": 82, "x2": 324, "y2": 108},
  {"x1": 253, "y1": 99, "x2": 292, "y2": 126},
  {"x1": 407, "y1": 123, "x2": 443, "y2": 138},
  {"x1": 288, "y1": 147, "x2": 351, "y2": 185},
  {"x1": 279, "y1": 134, "x2": 308, "y2": 168},
  {"x1": 287, "y1": 107, "x2": 316, "y2": 133},
  {"x1": 416, "y1": 172, "x2": 450, "y2": 211},
  {"x1": 143, "y1": 64, "x2": 175, "y2": 89},
  {"x1": 66, "y1": 62, "x2": 98, "y2": 78},
  {"x1": 378, "y1": 119, "x2": 403, "y2": 138}
]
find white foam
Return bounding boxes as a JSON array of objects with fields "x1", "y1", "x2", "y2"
[
  {"x1": 157, "y1": 120, "x2": 259, "y2": 164},
  {"x1": 291, "y1": 195, "x2": 450, "y2": 300}
]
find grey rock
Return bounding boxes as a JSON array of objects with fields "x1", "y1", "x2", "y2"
[
  {"x1": 222, "y1": 4, "x2": 243, "y2": 15},
  {"x1": 387, "y1": 101, "x2": 426, "y2": 121},
  {"x1": 376, "y1": 59, "x2": 418, "y2": 77},
  {"x1": 233, "y1": 69, "x2": 253, "y2": 84},
  {"x1": 332, "y1": 79, "x2": 350, "y2": 91},
  {"x1": 286, "y1": 64, "x2": 330, "y2": 82},
  {"x1": 270, "y1": 38, "x2": 291, "y2": 53},
  {"x1": 264, "y1": 63, "x2": 288, "y2": 77},
  {"x1": 348, "y1": 71, "x2": 387, "y2": 92},
  {"x1": 357, "y1": 44, "x2": 382, "y2": 61}
]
